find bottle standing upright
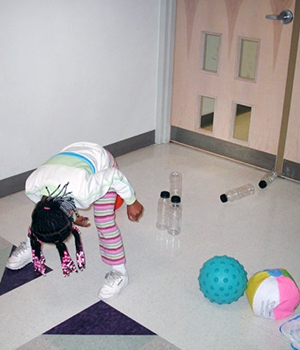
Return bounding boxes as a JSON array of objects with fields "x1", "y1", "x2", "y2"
[
  {"x1": 169, "y1": 171, "x2": 182, "y2": 197},
  {"x1": 156, "y1": 191, "x2": 170, "y2": 230},
  {"x1": 220, "y1": 184, "x2": 255, "y2": 203},
  {"x1": 167, "y1": 195, "x2": 182, "y2": 236}
]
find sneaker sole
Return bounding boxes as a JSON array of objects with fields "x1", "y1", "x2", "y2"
[{"x1": 6, "y1": 260, "x2": 32, "y2": 270}]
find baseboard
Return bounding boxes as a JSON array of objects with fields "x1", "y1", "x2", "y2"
[
  {"x1": 171, "y1": 126, "x2": 276, "y2": 170},
  {"x1": 104, "y1": 130, "x2": 155, "y2": 158},
  {"x1": 0, "y1": 171, "x2": 34, "y2": 199},
  {"x1": 282, "y1": 159, "x2": 300, "y2": 182},
  {"x1": 0, "y1": 130, "x2": 155, "y2": 198}
]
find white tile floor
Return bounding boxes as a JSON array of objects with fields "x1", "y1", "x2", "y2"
[{"x1": 1, "y1": 143, "x2": 300, "y2": 349}]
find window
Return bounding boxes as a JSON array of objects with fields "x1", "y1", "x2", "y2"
[
  {"x1": 233, "y1": 104, "x2": 251, "y2": 141},
  {"x1": 202, "y1": 33, "x2": 221, "y2": 73},
  {"x1": 238, "y1": 38, "x2": 259, "y2": 81},
  {"x1": 198, "y1": 95, "x2": 215, "y2": 132}
]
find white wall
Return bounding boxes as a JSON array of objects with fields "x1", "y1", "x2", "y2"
[{"x1": 0, "y1": 0, "x2": 160, "y2": 180}]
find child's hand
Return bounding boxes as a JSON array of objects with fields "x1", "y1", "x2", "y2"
[
  {"x1": 74, "y1": 215, "x2": 91, "y2": 227},
  {"x1": 127, "y1": 200, "x2": 144, "y2": 222}
]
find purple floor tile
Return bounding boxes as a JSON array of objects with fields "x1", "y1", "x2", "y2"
[
  {"x1": 0, "y1": 246, "x2": 52, "y2": 296},
  {"x1": 45, "y1": 300, "x2": 156, "y2": 335}
]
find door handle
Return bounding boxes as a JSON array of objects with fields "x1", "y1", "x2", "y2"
[{"x1": 266, "y1": 9, "x2": 293, "y2": 24}]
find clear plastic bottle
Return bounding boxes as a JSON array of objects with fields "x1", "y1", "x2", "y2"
[
  {"x1": 156, "y1": 191, "x2": 170, "y2": 230},
  {"x1": 170, "y1": 171, "x2": 182, "y2": 197},
  {"x1": 280, "y1": 313, "x2": 300, "y2": 350},
  {"x1": 258, "y1": 170, "x2": 278, "y2": 189},
  {"x1": 220, "y1": 184, "x2": 255, "y2": 203},
  {"x1": 167, "y1": 195, "x2": 182, "y2": 236}
]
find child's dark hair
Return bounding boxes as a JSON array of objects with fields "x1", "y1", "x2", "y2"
[
  {"x1": 31, "y1": 199, "x2": 72, "y2": 243},
  {"x1": 30, "y1": 184, "x2": 85, "y2": 276}
]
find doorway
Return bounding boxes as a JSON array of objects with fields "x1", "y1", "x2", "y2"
[{"x1": 171, "y1": 0, "x2": 300, "y2": 181}]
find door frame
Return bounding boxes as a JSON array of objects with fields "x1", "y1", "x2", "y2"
[
  {"x1": 155, "y1": 0, "x2": 177, "y2": 144},
  {"x1": 276, "y1": 0, "x2": 300, "y2": 176}
]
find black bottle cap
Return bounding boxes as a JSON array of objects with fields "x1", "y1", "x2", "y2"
[
  {"x1": 160, "y1": 191, "x2": 170, "y2": 198},
  {"x1": 258, "y1": 180, "x2": 267, "y2": 189},
  {"x1": 171, "y1": 195, "x2": 181, "y2": 203},
  {"x1": 220, "y1": 194, "x2": 228, "y2": 203}
]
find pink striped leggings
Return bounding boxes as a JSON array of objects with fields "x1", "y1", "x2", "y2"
[
  {"x1": 93, "y1": 150, "x2": 126, "y2": 266},
  {"x1": 93, "y1": 190, "x2": 126, "y2": 266}
]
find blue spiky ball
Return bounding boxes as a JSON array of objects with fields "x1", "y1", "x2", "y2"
[{"x1": 198, "y1": 255, "x2": 248, "y2": 304}]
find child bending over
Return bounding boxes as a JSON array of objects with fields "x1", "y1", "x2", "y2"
[{"x1": 6, "y1": 142, "x2": 143, "y2": 301}]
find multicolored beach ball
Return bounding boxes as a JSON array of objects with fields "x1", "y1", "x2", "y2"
[{"x1": 246, "y1": 269, "x2": 300, "y2": 320}]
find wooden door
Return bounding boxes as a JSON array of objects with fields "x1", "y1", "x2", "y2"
[{"x1": 171, "y1": 0, "x2": 299, "y2": 177}]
